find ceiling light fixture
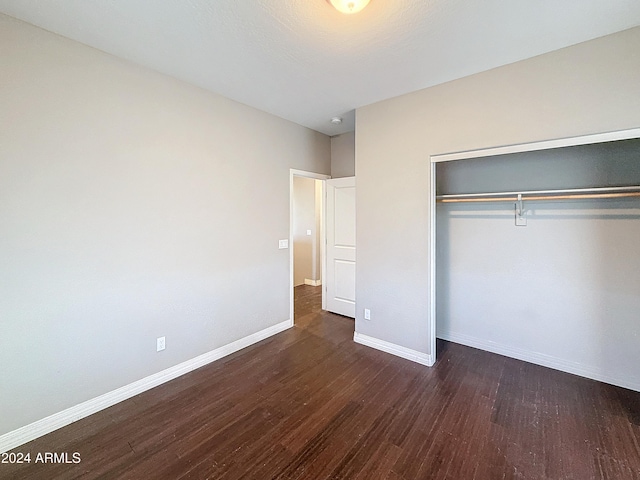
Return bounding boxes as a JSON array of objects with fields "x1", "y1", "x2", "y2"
[
  {"x1": 330, "y1": 117, "x2": 343, "y2": 125},
  {"x1": 327, "y1": 0, "x2": 371, "y2": 15}
]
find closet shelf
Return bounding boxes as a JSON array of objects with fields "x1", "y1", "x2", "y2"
[{"x1": 436, "y1": 185, "x2": 640, "y2": 203}]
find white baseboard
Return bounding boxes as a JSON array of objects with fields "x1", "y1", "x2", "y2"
[
  {"x1": 304, "y1": 279, "x2": 322, "y2": 286},
  {"x1": 354, "y1": 332, "x2": 434, "y2": 366},
  {"x1": 437, "y1": 330, "x2": 640, "y2": 393},
  {"x1": 0, "y1": 319, "x2": 293, "y2": 453}
]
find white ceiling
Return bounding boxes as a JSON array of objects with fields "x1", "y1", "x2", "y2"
[{"x1": 2, "y1": 0, "x2": 640, "y2": 136}]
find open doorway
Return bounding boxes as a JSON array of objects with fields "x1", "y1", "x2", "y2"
[
  {"x1": 289, "y1": 170, "x2": 329, "y2": 324},
  {"x1": 293, "y1": 175, "x2": 323, "y2": 321}
]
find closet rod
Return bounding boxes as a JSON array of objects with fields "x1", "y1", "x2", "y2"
[
  {"x1": 439, "y1": 192, "x2": 640, "y2": 203},
  {"x1": 436, "y1": 185, "x2": 640, "y2": 203}
]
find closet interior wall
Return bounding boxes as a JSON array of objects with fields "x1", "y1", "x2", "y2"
[{"x1": 435, "y1": 138, "x2": 640, "y2": 391}]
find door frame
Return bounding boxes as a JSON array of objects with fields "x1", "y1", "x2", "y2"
[
  {"x1": 428, "y1": 127, "x2": 640, "y2": 365},
  {"x1": 290, "y1": 169, "x2": 331, "y2": 323}
]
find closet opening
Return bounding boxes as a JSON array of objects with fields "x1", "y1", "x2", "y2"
[{"x1": 430, "y1": 129, "x2": 640, "y2": 392}]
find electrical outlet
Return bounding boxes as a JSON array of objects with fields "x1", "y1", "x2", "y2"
[
  {"x1": 278, "y1": 239, "x2": 289, "y2": 249},
  {"x1": 364, "y1": 308, "x2": 371, "y2": 320},
  {"x1": 157, "y1": 336, "x2": 166, "y2": 352}
]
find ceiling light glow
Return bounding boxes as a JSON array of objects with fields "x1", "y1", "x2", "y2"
[{"x1": 328, "y1": 0, "x2": 371, "y2": 15}]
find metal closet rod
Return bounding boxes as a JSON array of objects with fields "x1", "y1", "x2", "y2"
[{"x1": 436, "y1": 185, "x2": 640, "y2": 203}]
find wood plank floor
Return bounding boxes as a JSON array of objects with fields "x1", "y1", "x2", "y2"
[{"x1": 3, "y1": 285, "x2": 640, "y2": 479}]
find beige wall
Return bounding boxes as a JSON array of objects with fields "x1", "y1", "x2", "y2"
[
  {"x1": 0, "y1": 14, "x2": 330, "y2": 436},
  {"x1": 293, "y1": 177, "x2": 318, "y2": 286},
  {"x1": 355, "y1": 27, "x2": 640, "y2": 356},
  {"x1": 331, "y1": 131, "x2": 356, "y2": 178}
]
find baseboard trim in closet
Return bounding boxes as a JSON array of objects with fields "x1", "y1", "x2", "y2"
[{"x1": 437, "y1": 330, "x2": 640, "y2": 392}]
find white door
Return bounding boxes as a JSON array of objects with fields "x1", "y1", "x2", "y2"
[{"x1": 325, "y1": 177, "x2": 356, "y2": 318}]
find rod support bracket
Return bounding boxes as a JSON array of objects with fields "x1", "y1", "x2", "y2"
[
  {"x1": 515, "y1": 194, "x2": 527, "y2": 226},
  {"x1": 517, "y1": 194, "x2": 525, "y2": 216}
]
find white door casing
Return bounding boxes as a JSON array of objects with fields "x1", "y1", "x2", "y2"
[{"x1": 325, "y1": 177, "x2": 356, "y2": 318}]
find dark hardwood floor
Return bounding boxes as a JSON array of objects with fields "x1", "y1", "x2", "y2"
[{"x1": 3, "y1": 285, "x2": 640, "y2": 479}]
